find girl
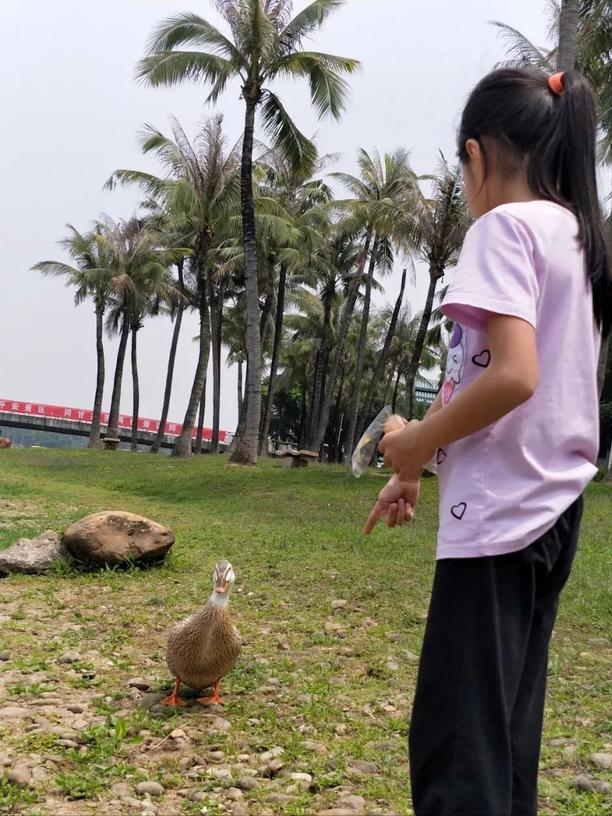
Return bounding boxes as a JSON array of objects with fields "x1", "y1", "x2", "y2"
[{"x1": 364, "y1": 68, "x2": 612, "y2": 816}]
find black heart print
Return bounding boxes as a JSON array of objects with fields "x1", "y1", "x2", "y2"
[
  {"x1": 472, "y1": 349, "x2": 491, "y2": 368},
  {"x1": 436, "y1": 449, "x2": 447, "y2": 465},
  {"x1": 451, "y1": 502, "x2": 467, "y2": 520}
]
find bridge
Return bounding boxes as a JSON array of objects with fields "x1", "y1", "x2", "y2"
[{"x1": 0, "y1": 398, "x2": 232, "y2": 450}]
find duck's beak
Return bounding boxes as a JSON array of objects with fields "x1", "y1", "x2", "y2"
[{"x1": 215, "y1": 578, "x2": 229, "y2": 594}]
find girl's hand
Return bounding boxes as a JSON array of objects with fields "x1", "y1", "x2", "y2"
[
  {"x1": 379, "y1": 420, "x2": 434, "y2": 481},
  {"x1": 363, "y1": 474, "x2": 420, "y2": 535}
]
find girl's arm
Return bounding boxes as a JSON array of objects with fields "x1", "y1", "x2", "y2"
[{"x1": 380, "y1": 314, "x2": 539, "y2": 479}]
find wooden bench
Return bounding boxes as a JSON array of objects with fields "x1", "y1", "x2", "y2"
[
  {"x1": 279, "y1": 449, "x2": 319, "y2": 468},
  {"x1": 103, "y1": 437, "x2": 121, "y2": 451}
]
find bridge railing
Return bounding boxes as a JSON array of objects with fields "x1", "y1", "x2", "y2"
[{"x1": 0, "y1": 398, "x2": 228, "y2": 443}]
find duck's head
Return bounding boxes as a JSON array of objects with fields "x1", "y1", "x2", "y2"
[{"x1": 211, "y1": 560, "x2": 236, "y2": 606}]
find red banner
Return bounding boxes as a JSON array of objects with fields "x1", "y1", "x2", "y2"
[{"x1": 0, "y1": 399, "x2": 227, "y2": 442}]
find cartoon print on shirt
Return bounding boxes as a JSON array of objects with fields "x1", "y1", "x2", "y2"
[
  {"x1": 436, "y1": 448, "x2": 447, "y2": 465},
  {"x1": 443, "y1": 324, "x2": 465, "y2": 404},
  {"x1": 472, "y1": 349, "x2": 491, "y2": 368}
]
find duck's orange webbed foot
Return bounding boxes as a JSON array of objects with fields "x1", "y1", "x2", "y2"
[
  {"x1": 196, "y1": 679, "x2": 223, "y2": 706},
  {"x1": 160, "y1": 676, "x2": 188, "y2": 707}
]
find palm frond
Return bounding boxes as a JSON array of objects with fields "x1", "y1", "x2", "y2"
[
  {"x1": 491, "y1": 21, "x2": 553, "y2": 68},
  {"x1": 136, "y1": 51, "x2": 233, "y2": 88},
  {"x1": 146, "y1": 12, "x2": 244, "y2": 65},
  {"x1": 279, "y1": 0, "x2": 345, "y2": 52},
  {"x1": 274, "y1": 51, "x2": 357, "y2": 119},
  {"x1": 260, "y1": 90, "x2": 317, "y2": 176}
]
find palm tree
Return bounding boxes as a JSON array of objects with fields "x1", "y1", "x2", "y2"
[
  {"x1": 33, "y1": 225, "x2": 113, "y2": 448},
  {"x1": 100, "y1": 216, "x2": 176, "y2": 445},
  {"x1": 223, "y1": 296, "x2": 248, "y2": 427},
  {"x1": 107, "y1": 115, "x2": 240, "y2": 457},
  {"x1": 558, "y1": 0, "x2": 580, "y2": 70},
  {"x1": 256, "y1": 148, "x2": 333, "y2": 454},
  {"x1": 402, "y1": 157, "x2": 470, "y2": 417},
  {"x1": 137, "y1": 0, "x2": 359, "y2": 465},
  {"x1": 331, "y1": 148, "x2": 416, "y2": 459},
  {"x1": 358, "y1": 266, "x2": 408, "y2": 436}
]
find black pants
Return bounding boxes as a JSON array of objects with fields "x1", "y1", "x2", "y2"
[{"x1": 409, "y1": 497, "x2": 583, "y2": 816}]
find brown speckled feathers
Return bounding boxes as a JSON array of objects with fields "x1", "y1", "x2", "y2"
[{"x1": 166, "y1": 604, "x2": 241, "y2": 690}]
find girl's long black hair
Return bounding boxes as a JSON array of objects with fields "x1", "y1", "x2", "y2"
[{"x1": 458, "y1": 68, "x2": 612, "y2": 338}]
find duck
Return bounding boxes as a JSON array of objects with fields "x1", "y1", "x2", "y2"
[{"x1": 161, "y1": 559, "x2": 241, "y2": 707}]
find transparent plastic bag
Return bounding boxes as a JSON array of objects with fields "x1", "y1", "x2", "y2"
[
  {"x1": 351, "y1": 406, "x2": 439, "y2": 478},
  {"x1": 351, "y1": 405, "x2": 393, "y2": 478}
]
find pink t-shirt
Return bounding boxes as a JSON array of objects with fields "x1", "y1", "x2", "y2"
[{"x1": 437, "y1": 200, "x2": 600, "y2": 559}]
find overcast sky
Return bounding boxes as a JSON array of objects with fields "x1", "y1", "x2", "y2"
[{"x1": 1, "y1": 0, "x2": 552, "y2": 433}]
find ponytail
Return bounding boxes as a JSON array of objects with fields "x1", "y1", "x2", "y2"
[{"x1": 459, "y1": 68, "x2": 612, "y2": 338}]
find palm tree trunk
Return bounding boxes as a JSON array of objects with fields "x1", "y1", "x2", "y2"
[
  {"x1": 359, "y1": 268, "x2": 407, "y2": 436},
  {"x1": 259, "y1": 263, "x2": 287, "y2": 456},
  {"x1": 237, "y1": 360, "x2": 244, "y2": 422},
  {"x1": 106, "y1": 314, "x2": 130, "y2": 441},
  {"x1": 306, "y1": 295, "x2": 333, "y2": 446},
  {"x1": 88, "y1": 301, "x2": 105, "y2": 448},
  {"x1": 151, "y1": 260, "x2": 185, "y2": 453},
  {"x1": 173, "y1": 244, "x2": 211, "y2": 458},
  {"x1": 405, "y1": 266, "x2": 441, "y2": 418},
  {"x1": 598, "y1": 335, "x2": 610, "y2": 399},
  {"x1": 392, "y1": 365, "x2": 403, "y2": 414},
  {"x1": 230, "y1": 96, "x2": 261, "y2": 466},
  {"x1": 194, "y1": 374, "x2": 207, "y2": 454},
  {"x1": 130, "y1": 326, "x2": 140, "y2": 452},
  {"x1": 209, "y1": 280, "x2": 224, "y2": 454},
  {"x1": 557, "y1": 0, "x2": 579, "y2": 71},
  {"x1": 344, "y1": 242, "x2": 377, "y2": 461},
  {"x1": 310, "y1": 233, "x2": 372, "y2": 452}
]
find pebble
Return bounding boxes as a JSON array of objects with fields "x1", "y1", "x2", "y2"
[
  {"x1": 122, "y1": 797, "x2": 143, "y2": 808},
  {"x1": 67, "y1": 704, "x2": 86, "y2": 714},
  {"x1": 589, "y1": 752, "x2": 612, "y2": 769},
  {"x1": 227, "y1": 788, "x2": 244, "y2": 801},
  {"x1": 135, "y1": 781, "x2": 165, "y2": 796},
  {"x1": 111, "y1": 782, "x2": 132, "y2": 798},
  {"x1": 207, "y1": 767, "x2": 232, "y2": 780},
  {"x1": 404, "y1": 651, "x2": 419, "y2": 662},
  {"x1": 31, "y1": 766, "x2": 48, "y2": 783},
  {"x1": 317, "y1": 809, "x2": 356, "y2": 816},
  {"x1": 127, "y1": 678, "x2": 151, "y2": 691},
  {"x1": 331, "y1": 599, "x2": 348, "y2": 610},
  {"x1": 0, "y1": 753, "x2": 12, "y2": 767},
  {"x1": 236, "y1": 776, "x2": 258, "y2": 791},
  {"x1": 6, "y1": 767, "x2": 31, "y2": 788},
  {"x1": 335, "y1": 724, "x2": 348, "y2": 736},
  {"x1": 338, "y1": 794, "x2": 367, "y2": 813},
  {"x1": 58, "y1": 651, "x2": 81, "y2": 664},
  {"x1": 212, "y1": 717, "x2": 231, "y2": 732},
  {"x1": 303, "y1": 740, "x2": 326, "y2": 753},
  {"x1": 0, "y1": 706, "x2": 29, "y2": 719},
  {"x1": 277, "y1": 640, "x2": 290, "y2": 650},
  {"x1": 290, "y1": 772, "x2": 313, "y2": 785},
  {"x1": 56, "y1": 739, "x2": 80, "y2": 749},
  {"x1": 230, "y1": 805, "x2": 249, "y2": 816},
  {"x1": 170, "y1": 728, "x2": 187, "y2": 740},
  {"x1": 263, "y1": 758, "x2": 284, "y2": 777},
  {"x1": 208, "y1": 750, "x2": 225, "y2": 762},
  {"x1": 187, "y1": 790, "x2": 206, "y2": 802},
  {"x1": 266, "y1": 677, "x2": 281, "y2": 686},
  {"x1": 563, "y1": 745, "x2": 578, "y2": 761},
  {"x1": 348, "y1": 760, "x2": 379, "y2": 775},
  {"x1": 269, "y1": 794, "x2": 297, "y2": 804},
  {"x1": 0, "y1": 651, "x2": 10, "y2": 661},
  {"x1": 387, "y1": 661, "x2": 400, "y2": 672},
  {"x1": 81, "y1": 670, "x2": 96, "y2": 680},
  {"x1": 573, "y1": 774, "x2": 612, "y2": 794},
  {"x1": 386, "y1": 632, "x2": 402, "y2": 642}
]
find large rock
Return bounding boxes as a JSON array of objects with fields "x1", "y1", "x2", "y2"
[
  {"x1": 0, "y1": 530, "x2": 65, "y2": 575},
  {"x1": 63, "y1": 511, "x2": 174, "y2": 566}
]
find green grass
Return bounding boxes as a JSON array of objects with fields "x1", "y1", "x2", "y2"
[{"x1": 0, "y1": 448, "x2": 611, "y2": 815}]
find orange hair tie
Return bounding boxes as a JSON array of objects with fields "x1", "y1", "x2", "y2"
[{"x1": 548, "y1": 71, "x2": 565, "y2": 96}]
